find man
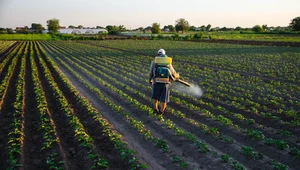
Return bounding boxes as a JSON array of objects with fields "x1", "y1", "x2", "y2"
[{"x1": 149, "y1": 49, "x2": 180, "y2": 114}]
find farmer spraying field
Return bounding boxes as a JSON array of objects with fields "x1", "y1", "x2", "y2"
[{"x1": 149, "y1": 49, "x2": 191, "y2": 114}]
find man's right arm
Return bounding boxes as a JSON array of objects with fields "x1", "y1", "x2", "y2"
[{"x1": 148, "y1": 61, "x2": 154, "y2": 83}]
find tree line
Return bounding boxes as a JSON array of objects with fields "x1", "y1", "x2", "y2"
[{"x1": 1, "y1": 17, "x2": 300, "y2": 34}]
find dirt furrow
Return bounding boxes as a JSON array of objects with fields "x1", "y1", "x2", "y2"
[
  {"x1": 0, "y1": 47, "x2": 23, "y2": 169},
  {"x1": 0, "y1": 42, "x2": 24, "y2": 84},
  {"x1": 79, "y1": 41, "x2": 300, "y2": 86},
  {"x1": 21, "y1": 42, "x2": 46, "y2": 169},
  {"x1": 68, "y1": 55, "x2": 279, "y2": 170},
  {"x1": 70, "y1": 54, "x2": 299, "y2": 169},
  {"x1": 96, "y1": 56, "x2": 300, "y2": 138},
  {"x1": 39, "y1": 43, "x2": 188, "y2": 170},
  {"x1": 36, "y1": 42, "x2": 135, "y2": 170},
  {"x1": 42, "y1": 45, "x2": 233, "y2": 169},
  {"x1": 33, "y1": 45, "x2": 91, "y2": 170},
  {"x1": 0, "y1": 41, "x2": 19, "y2": 62}
]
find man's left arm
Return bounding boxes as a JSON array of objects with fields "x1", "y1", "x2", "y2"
[{"x1": 169, "y1": 65, "x2": 180, "y2": 80}]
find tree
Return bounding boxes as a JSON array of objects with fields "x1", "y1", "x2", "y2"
[
  {"x1": 234, "y1": 26, "x2": 242, "y2": 31},
  {"x1": 175, "y1": 18, "x2": 190, "y2": 33},
  {"x1": 0, "y1": 28, "x2": 6, "y2": 33},
  {"x1": 200, "y1": 25, "x2": 206, "y2": 31},
  {"x1": 96, "y1": 26, "x2": 105, "y2": 29},
  {"x1": 31, "y1": 23, "x2": 44, "y2": 33},
  {"x1": 106, "y1": 25, "x2": 118, "y2": 34},
  {"x1": 163, "y1": 25, "x2": 175, "y2": 32},
  {"x1": 167, "y1": 25, "x2": 175, "y2": 32},
  {"x1": 220, "y1": 27, "x2": 228, "y2": 31},
  {"x1": 47, "y1": 18, "x2": 60, "y2": 33},
  {"x1": 189, "y1": 26, "x2": 196, "y2": 31},
  {"x1": 138, "y1": 27, "x2": 144, "y2": 31},
  {"x1": 118, "y1": 25, "x2": 126, "y2": 32},
  {"x1": 289, "y1": 16, "x2": 300, "y2": 31},
  {"x1": 68, "y1": 25, "x2": 75, "y2": 29},
  {"x1": 151, "y1": 23, "x2": 161, "y2": 34},
  {"x1": 78, "y1": 25, "x2": 83, "y2": 29},
  {"x1": 252, "y1": 25, "x2": 264, "y2": 33},
  {"x1": 6, "y1": 28, "x2": 13, "y2": 34},
  {"x1": 206, "y1": 24, "x2": 211, "y2": 31},
  {"x1": 262, "y1": 24, "x2": 268, "y2": 31}
]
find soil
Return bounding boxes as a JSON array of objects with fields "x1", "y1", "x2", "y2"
[
  {"x1": 0, "y1": 46, "x2": 22, "y2": 168},
  {"x1": 1, "y1": 40, "x2": 299, "y2": 170},
  {"x1": 21, "y1": 42, "x2": 47, "y2": 169},
  {"x1": 79, "y1": 41, "x2": 299, "y2": 87},
  {"x1": 0, "y1": 41, "x2": 19, "y2": 62},
  {"x1": 39, "y1": 40, "x2": 300, "y2": 170},
  {"x1": 201, "y1": 39, "x2": 300, "y2": 47},
  {"x1": 104, "y1": 35, "x2": 300, "y2": 47}
]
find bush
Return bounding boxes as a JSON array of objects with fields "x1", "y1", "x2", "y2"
[
  {"x1": 98, "y1": 32, "x2": 108, "y2": 40},
  {"x1": 157, "y1": 34, "x2": 164, "y2": 40},
  {"x1": 193, "y1": 33, "x2": 203, "y2": 40},
  {"x1": 252, "y1": 25, "x2": 264, "y2": 33},
  {"x1": 172, "y1": 33, "x2": 180, "y2": 40},
  {"x1": 184, "y1": 34, "x2": 194, "y2": 40}
]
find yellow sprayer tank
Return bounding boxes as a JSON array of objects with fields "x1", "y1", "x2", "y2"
[{"x1": 155, "y1": 56, "x2": 172, "y2": 65}]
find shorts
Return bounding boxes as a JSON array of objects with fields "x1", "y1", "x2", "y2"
[{"x1": 151, "y1": 83, "x2": 170, "y2": 103}]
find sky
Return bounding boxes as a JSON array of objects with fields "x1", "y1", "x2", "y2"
[{"x1": 0, "y1": 0, "x2": 299, "y2": 29}]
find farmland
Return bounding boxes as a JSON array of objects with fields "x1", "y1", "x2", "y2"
[{"x1": 0, "y1": 40, "x2": 300, "y2": 170}]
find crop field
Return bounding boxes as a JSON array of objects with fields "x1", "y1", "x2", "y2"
[{"x1": 0, "y1": 40, "x2": 299, "y2": 170}]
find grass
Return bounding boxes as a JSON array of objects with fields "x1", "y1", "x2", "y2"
[
  {"x1": 1, "y1": 31, "x2": 300, "y2": 42},
  {"x1": 0, "y1": 34, "x2": 54, "y2": 40},
  {"x1": 121, "y1": 31, "x2": 300, "y2": 42}
]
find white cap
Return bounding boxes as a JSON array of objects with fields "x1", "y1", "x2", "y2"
[{"x1": 157, "y1": 49, "x2": 166, "y2": 55}]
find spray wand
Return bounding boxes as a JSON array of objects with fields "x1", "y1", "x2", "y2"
[{"x1": 175, "y1": 78, "x2": 191, "y2": 87}]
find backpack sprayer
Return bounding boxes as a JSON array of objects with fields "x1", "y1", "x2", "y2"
[{"x1": 154, "y1": 55, "x2": 191, "y2": 87}]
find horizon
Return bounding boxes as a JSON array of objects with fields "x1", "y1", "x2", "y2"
[{"x1": 0, "y1": 0, "x2": 299, "y2": 29}]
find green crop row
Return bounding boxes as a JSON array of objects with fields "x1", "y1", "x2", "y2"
[
  {"x1": 7, "y1": 44, "x2": 26, "y2": 169},
  {"x1": 44, "y1": 42, "x2": 246, "y2": 170},
  {"x1": 40, "y1": 41, "x2": 191, "y2": 169},
  {"x1": 40, "y1": 40, "x2": 298, "y2": 169},
  {"x1": 38, "y1": 41, "x2": 148, "y2": 169},
  {"x1": 35, "y1": 43, "x2": 110, "y2": 169},
  {"x1": 0, "y1": 41, "x2": 16, "y2": 53},
  {"x1": 30, "y1": 42, "x2": 64, "y2": 169}
]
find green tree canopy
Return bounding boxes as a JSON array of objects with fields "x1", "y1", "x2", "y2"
[
  {"x1": 106, "y1": 25, "x2": 118, "y2": 34},
  {"x1": 31, "y1": 23, "x2": 44, "y2": 33},
  {"x1": 138, "y1": 27, "x2": 144, "y2": 31},
  {"x1": 200, "y1": 25, "x2": 206, "y2": 31},
  {"x1": 151, "y1": 23, "x2": 161, "y2": 34},
  {"x1": 96, "y1": 26, "x2": 105, "y2": 29},
  {"x1": 68, "y1": 25, "x2": 75, "y2": 29},
  {"x1": 262, "y1": 25, "x2": 268, "y2": 31},
  {"x1": 252, "y1": 25, "x2": 264, "y2": 33},
  {"x1": 47, "y1": 18, "x2": 60, "y2": 33},
  {"x1": 189, "y1": 26, "x2": 196, "y2": 31},
  {"x1": 105, "y1": 25, "x2": 125, "y2": 34},
  {"x1": 234, "y1": 26, "x2": 242, "y2": 31},
  {"x1": 118, "y1": 25, "x2": 126, "y2": 32},
  {"x1": 163, "y1": 25, "x2": 175, "y2": 32},
  {"x1": 175, "y1": 18, "x2": 189, "y2": 33},
  {"x1": 167, "y1": 25, "x2": 175, "y2": 32},
  {"x1": 206, "y1": 24, "x2": 211, "y2": 31},
  {"x1": 0, "y1": 28, "x2": 6, "y2": 33},
  {"x1": 289, "y1": 16, "x2": 300, "y2": 31}
]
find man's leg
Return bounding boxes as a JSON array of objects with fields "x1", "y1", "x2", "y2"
[
  {"x1": 160, "y1": 102, "x2": 167, "y2": 114},
  {"x1": 153, "y1": 99, "x2": 159, "y2": 111}
]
